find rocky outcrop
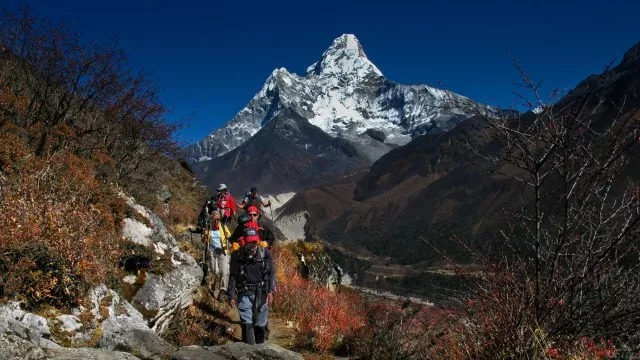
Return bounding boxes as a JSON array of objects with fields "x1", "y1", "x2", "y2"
[
  {"x1": 299, "y1": 249, "x2": 347, "y2": 290},
  {"x1": 122, "y1": 196, "x2": 203, "y2": 333},
  {"x1": 170, "y1": 343, "x2": 304, "y2": 360},
  {"x1": 99, "y1": 316, "x2": 175, "y2": 360},
  {"x1": 0, "y1": 297, "x2": 302, "y2": 360},
  {"x1": 0, "y1": 301, "x2": 52, "y2": 348},
  {"x1": 46, "y1": 347, "x2": 141, "y2": 360},
  {"x1": 0, "y1": 334, "x2": 47, "y2": 360}
]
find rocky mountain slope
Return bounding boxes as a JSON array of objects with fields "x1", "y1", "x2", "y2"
[{"x1": 269, "y1": 41, "x2": 640, "y2": 299}]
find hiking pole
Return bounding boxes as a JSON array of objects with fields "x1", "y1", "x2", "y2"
[{"x1": 201, "y1": 221, "x2": 210, "y2": 286}]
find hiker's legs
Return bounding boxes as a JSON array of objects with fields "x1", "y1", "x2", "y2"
[
  {"x1": 219, "y1": 254, "x2": 230, "y2": 292},
  {"x1": 253, "y1": 300, "x2": 269, "y2": 344},
  {"x1": 237, "y1": 294, "x2": 256, "y2": 344},
  {"x1": 208, "y1": 251, "x2": 220, "y2": 290},
  {"x1": 254, "y1": 325, "x2": 266, "y2": 344},
  {"x1": 265, "y1": 320, "x2": 270, "y2": 340}
]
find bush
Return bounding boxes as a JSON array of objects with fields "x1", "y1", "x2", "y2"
[
  {"x1": 0, "y1": 132, "x2": 125, "y2": 310},
  {"x1": 271, "y1": 242, "x2": 366, "y2": 352}
]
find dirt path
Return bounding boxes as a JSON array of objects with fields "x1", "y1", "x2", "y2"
[{"x1": 203, "y1": 287, "x2": 296, "y2": 348}]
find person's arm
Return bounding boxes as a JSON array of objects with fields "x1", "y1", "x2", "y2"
[{"x1": 260, "y1": 195, "x2": 271, "y2": 207}]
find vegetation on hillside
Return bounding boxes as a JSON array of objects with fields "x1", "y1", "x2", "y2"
[{"x1": 0, "y1": 6, "x2": 205, "y2": 310}]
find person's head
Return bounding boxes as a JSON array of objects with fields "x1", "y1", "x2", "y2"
[
  {"x1": 250, "y1": 186, "x2": 257, "y2": 196},
  {"x1": 211, "y1": 211, "x2": 221, "y2": 223},
  {"x1": 244, "y1": 242, "x2": 259, "y2": 257},
  {"x1": 237, "y1": 213, "x2": 250, "y2": 226},
  {"x1": 217, "y1": 183, "x2": 228, "y2": 193},
  {"x1": 247, "y1": 206, "x2": 260, "y2": 221}
]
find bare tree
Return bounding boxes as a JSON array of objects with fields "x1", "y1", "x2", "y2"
[
  {"x1": 0, "y1": 5, "x2": 182, "y2": 183},
  {"x1": 445, "y1": 62, "x2": 640, "y2": 355}
]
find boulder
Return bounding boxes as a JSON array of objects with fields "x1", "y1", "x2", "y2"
[
  {"x1": 99, "y1": 316, "x2": 175, "y2": 360},
  {"x1": 123, "y1": 195, "x2": 203, "y2": 333},
  {"x1": 0, "y1": 302, "x2": 51, "y2": 346},
  {"x1": 170, "y1": 343, "x2": 304, "y2": 360},
  {"x1": 0, "y1": 334, "x2": 46, "y2": 360},
  {"x1": 132, "y1": 253, "x2": 202, "y2": 333},
  {"x1": 46, "y1": 347, "x2": 141, "y2": 360}
]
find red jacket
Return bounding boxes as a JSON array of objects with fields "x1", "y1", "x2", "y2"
[{"x1": 217, "y1": 193, "x2": 237, "y2": 217}]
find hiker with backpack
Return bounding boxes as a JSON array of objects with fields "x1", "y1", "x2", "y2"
[
  {"x1": 196, "y1": 195, "x2": 217, "y2": 232},
  {"x1": 216, "y1": 184, "x2": 237, "y2": 227},
  {"x1": 203, "y1": 212, "x2": 232, "y2": 301},
  {"x1": 229, "y1": 206, "x2": 276, "y2": 249},
  {"x1": 228, "y1": 221, "x2": 276, "y2": 345},
  {"x1": 239, "y1": 186, "x2": 271, "y2": 211}
]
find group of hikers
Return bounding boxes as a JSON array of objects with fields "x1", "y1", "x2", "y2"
[{"x1": 197, "y1": 183, "x2": 275, "y2": 345}]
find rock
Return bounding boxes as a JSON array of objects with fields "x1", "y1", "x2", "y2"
[
  {"x1": 55, "y1": 315, "x2": 83, "y2": 332},
  {"x1": 87, "y1": 285, "x2": 145, "y2": 324},
  {"x1": 364, "y1": 128, "x2": 386, "y2": 142},
  {"x1": 133, "y1": 253, "x2": 202, "y2": 333},
  {"x1": 99, "y1": 316, "x2": 175, "y2": 360},
  {"x1": 123, "y1": 275, "x2": 138, "y2": 285},
  {"x1": 0, "y1": 334, "x2": 46, "y2": 360},
  {"x1": 123, "y1": 218, "x2": 154, "y2": 246},
  {"x1": 299, "y1": 251, "x2": 345, "y2": 289},
  {"x1": 46, "y1": 347, "x2": 141, "y2": 360},
  {"x1": 170, "y1": 343, "x2": 304, "y2": 360},
  {"x1": 156, "y1": 185, "x2": 172, "y2": 203},
  {"x1": 0, "y1": 302, "x2": 51, "y2": 345},
  {"x1": 22, "y1": 313, "x2": 50, "y2": 337}
]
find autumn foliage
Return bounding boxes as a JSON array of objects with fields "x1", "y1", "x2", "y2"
[
  {"x1": 0, "y1": 128, "x2": 126, "y2": 309},
  {"x1": 0, "y1": 6, "x2": 202, "y2": 310}
]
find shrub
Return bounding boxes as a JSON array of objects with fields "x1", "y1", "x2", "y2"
[
  {"x1": 271, "y1": 242, "x2": 366, "y2": 352},
  {"x1": 0, "y1": 132, "x2": 125, "y2": 310}
]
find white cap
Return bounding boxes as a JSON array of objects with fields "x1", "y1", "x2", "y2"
[{"x1": 217, "y1": 183, "x2": 227, "y2": 191}]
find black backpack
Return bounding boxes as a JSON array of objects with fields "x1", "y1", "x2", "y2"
[
  {"x1": 240, "y1": 245, "x2": 270, "y2": 282},
  {"x1": 197, "y1": 205, "x2": 210, "y2": 231}
]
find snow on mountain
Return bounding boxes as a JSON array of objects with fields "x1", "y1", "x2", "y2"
[{"x1": 187, "y1": 34, "x2": 495, "y2": 162}]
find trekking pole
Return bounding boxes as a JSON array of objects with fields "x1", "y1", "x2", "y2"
[{"x1": 201, "y1": 221, "x2": 211, "y2": 285}]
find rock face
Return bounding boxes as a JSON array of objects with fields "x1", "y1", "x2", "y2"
[
  {"x1": 122, "y1": 196, "x2": 203, "y2": 333},
  {"x1": 46, "y1": 347, "x2": 141, "y2": 360},
  {"x1": 0, "y1": 334, "x2": 47, "y2": 360},
  {"x1": 1, "y1": 300, "x2": 302, "y2": 360},
  {"x1": 0, "y1": 302, "x2": 52, "y2": 348},
  {"x1": 170, "y1": 343, "x2": 305, "y2": 360},
  {"x1": 99, "y1": 317, "x2": 175, "y2": 360}
]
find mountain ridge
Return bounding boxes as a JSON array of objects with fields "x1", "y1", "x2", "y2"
[{"x1": 187, "y1": 34, "x2": 497, "y2": 164}]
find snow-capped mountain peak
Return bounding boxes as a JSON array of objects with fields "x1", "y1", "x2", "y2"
[
  {"x1": 306, "y1": 34, "x2": 383, "y2": 79},
  {"x1": 187, "y1": 34, "x2": 496, "y2": 163}
]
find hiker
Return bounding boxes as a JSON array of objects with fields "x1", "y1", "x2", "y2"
[
  {"x1": 216, "y1": 184, "x2": 237, "y2": 227},
  {"x1": 205, "y1": 212, "x2": 232, "y2": 301},
  {"x1": 239, "y1": 186, "x2": 271, "y2": 211},
  {"x1": 229, "y1": 206, "x2": 276, "y2": 249},
  {"x1": 196, "y1": 195, "x2": 217, "y2": 232},
  {"x1": 228, "y1": 229, "x2": 276, "y2": 345}
]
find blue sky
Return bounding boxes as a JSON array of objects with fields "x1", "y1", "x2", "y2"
[{"x1": 3, "y1": 0, "x2": 639, "y2": 145}]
